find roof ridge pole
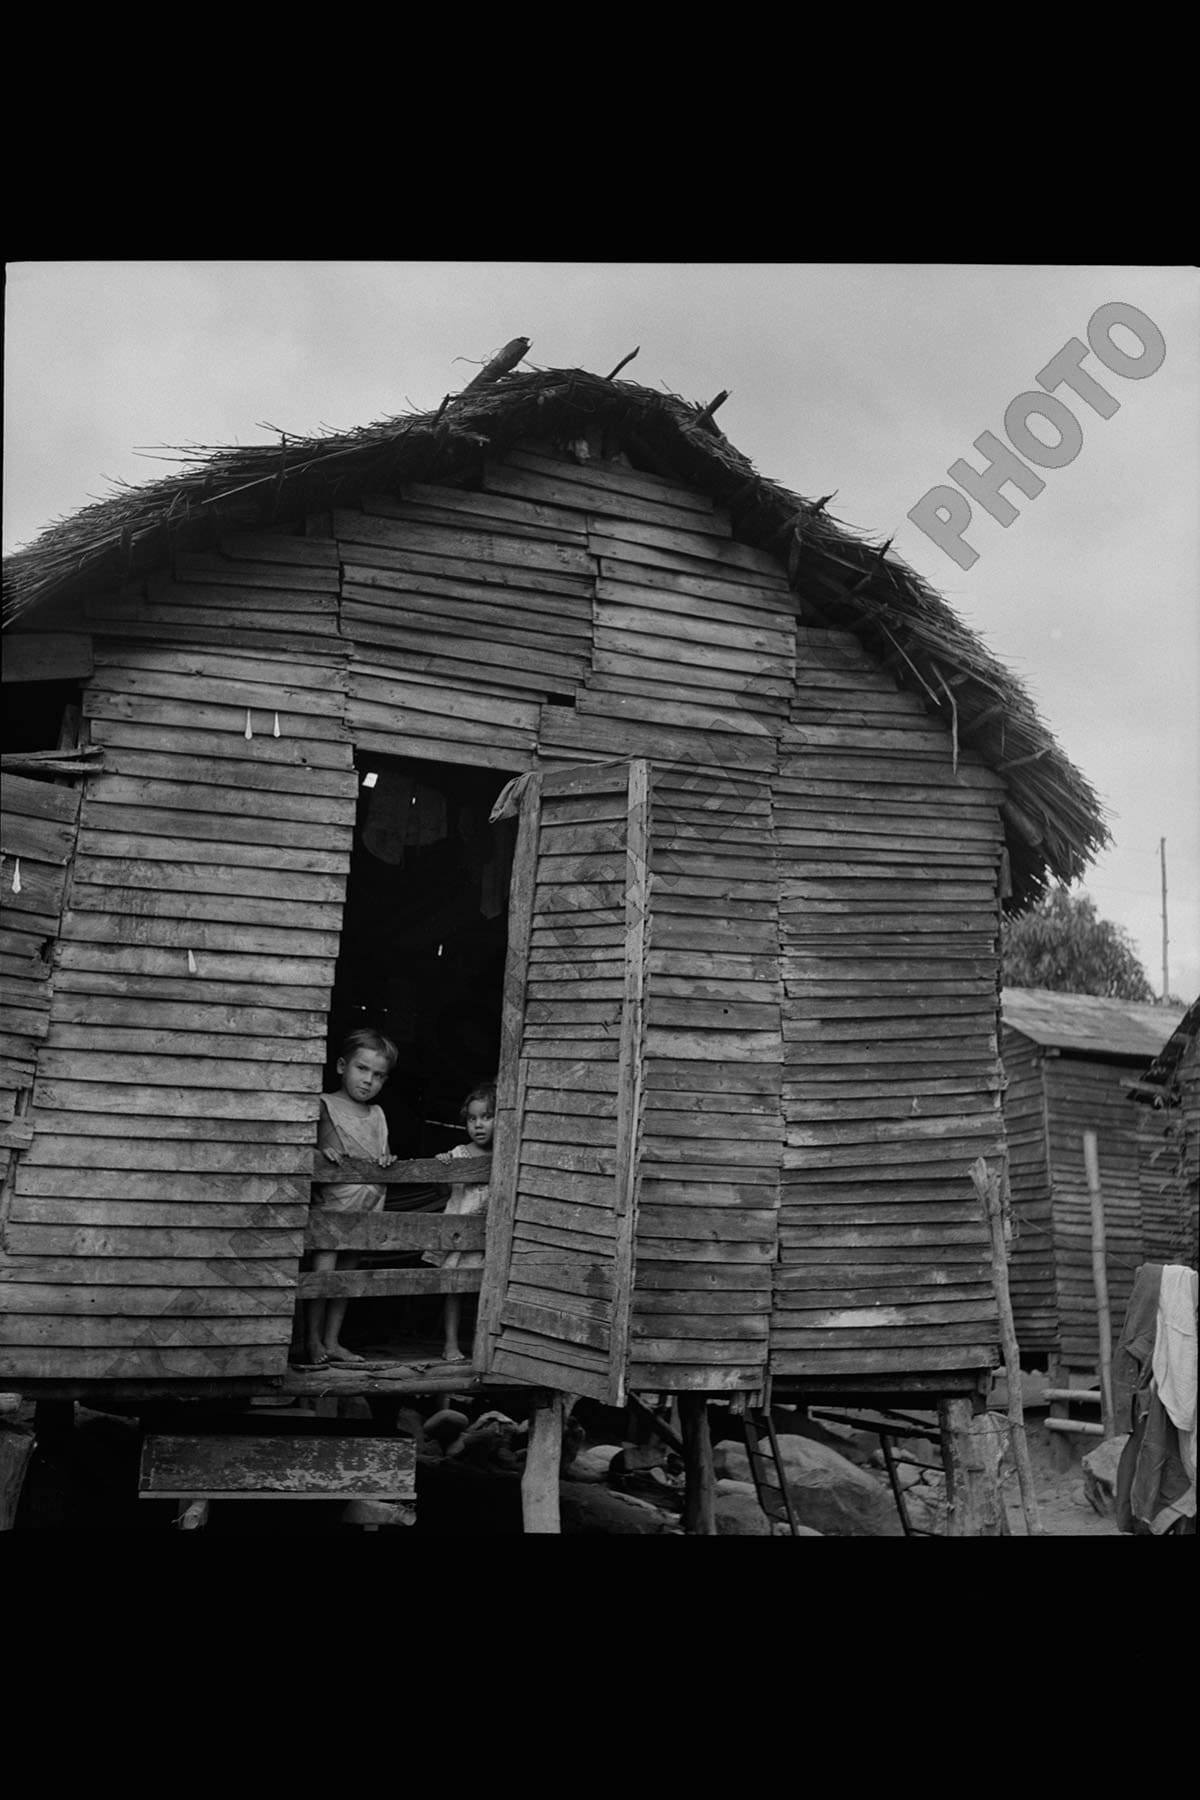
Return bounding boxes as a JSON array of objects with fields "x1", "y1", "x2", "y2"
[
  {"x1": 459, "y1": 336, "x2": 532, "y2": 395},
  {"x1": 605, "y1": 347, "x2": 640, "y2": 380}
]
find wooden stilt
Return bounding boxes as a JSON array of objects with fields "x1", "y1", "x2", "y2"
[
  {"x1": 969, "y1": 1156, "x2": 1044, "y2": 1535},
  {"x1": 521, "y1": 1392, "x2": 564, "y2": 1534},
  {"x1": 679, "y1": 1394, "x2": 716, "y2": 1535},
  {"x1": 939, "y1": 1398, "x2": 1010, "y2": 1536},
  {"x1": 0, "y1": 1430, "x2": 35, "y2": 1531},
  {"x1": 1082, "y1": 1131, "x2": 1116, "y2": 1439}
]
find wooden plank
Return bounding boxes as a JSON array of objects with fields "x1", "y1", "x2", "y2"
[
  {"x1": 1, "y1": 1314, "x2": 293, "y2": 1348},
  {"x1": 374, "y1": 480, "x2": 591, "y2": 540},
  {"x1": 298, "y1": 1267, "x2": 483, "y2": 1299},
  {"x1": 217, "y1": 531, "x2": 340, "y2": 568},
  {"x1": 0, "y1": 1346, "x2": 288, "y2": 1378},
  {"x1": 92, "y1": 755, "x2": 359, "y2": 804},
  {"x1": 86, "y1": 713, "x2": 352, "y2": 769},
  {"x1": 342, "y1": 613, "x2": 585, "y2": 685},
  {"x1": 71, "y1": 859, "x2": 345, "y2": 904},
  {"x1": 333, "y1": 506, "x2": 594, "y2": 576},
  {"x1": 59, "y1": 913, "x2": 340, "y2": 960},
  {"x1": 88, "y1": 661, "x2": 347, "y2": 718},
  {"x1": 2, "y1": 633, "x2": 94, "y2": 683},
  {"x1": 342, "y1": 567, "x2": 591, "y2": 638},
  {"x1": 138, "y1": 1434, "x2": 416, "y2": 1500},
  {"x1": 476, "y1": 780, "x2": 541, "y2": 1363},
  {"x1": 32, "y1": 1079, "x2": 321, "y2": 1121},
  {"x1": 4, "y1": 1217, "x2": 306, "y2": 1254},
  {"x1": 482, "y1": 461, "x2": 723, "y2": 535},
  {"x1": 1, "y1": 1282, "x2": 295, "y2": 1316},
  {"x1": 170, "y1": 555, "x2": 340, "y2": 593},
  {"x1": 93, "y1": 640, "x2": 343, "y2": 689},
  {"x1": 501, "y1": 446, "x2": 717, "y2": 516},
  {"x1": 0, "y1": 1254, "x2": 295, "y2": 1286},
  {"x1": 607, "y1": 759, "x2": 648, "y2": 1403}
]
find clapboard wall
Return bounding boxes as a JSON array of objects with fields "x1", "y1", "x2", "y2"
[
  {"x1": 0, "y1": 776, "x2": 82, "y2": 1187},
  {"x1": 2, "y1": 437, "x2": 1015, "y2": 1394},
  {"x1": 1044, "y1": 1054, "x2": 1155, "y2": 1367},
  {"x1": 1000, "y1": 1027, "x2": 1177, "y2": 1368},
  {"x1": 1000, "y1": 1028, "x2": 1057, "y2": 1350},
  {"x1": 1, "y1": 536, "x2": 357, "y2": 1380},
  {"x1": 772, "y1": 629, "x2": 1006, "y2": 1384}
]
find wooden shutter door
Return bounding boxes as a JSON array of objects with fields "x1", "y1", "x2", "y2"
[{"x1": 478, "y1": 760, "x2": 649, "y2": 1403}]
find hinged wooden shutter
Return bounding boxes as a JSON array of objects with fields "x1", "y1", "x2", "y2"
[{"x1": 478, "y1": 759, "x2": 649, "y2": 1403}]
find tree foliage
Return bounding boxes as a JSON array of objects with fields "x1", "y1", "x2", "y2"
[{"x1": 1002, "y1": 886, "x2": 1155, "y2": 1000}]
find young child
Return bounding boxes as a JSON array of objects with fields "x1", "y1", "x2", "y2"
[
  {"x1": 303, "y1": 1028, "x2": 398, "y2": 1368},
  {"x1": 426, "y1": 1081, "x2": 495, "y2": 1363}
]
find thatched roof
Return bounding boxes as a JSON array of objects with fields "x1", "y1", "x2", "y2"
[{"x1": 2, "y1": 354, "x2": 1109, "y2": 903}]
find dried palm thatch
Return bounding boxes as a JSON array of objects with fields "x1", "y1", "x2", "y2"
[{"x1": 2, "y1": 357, "x2": 1108, "y2": 903}]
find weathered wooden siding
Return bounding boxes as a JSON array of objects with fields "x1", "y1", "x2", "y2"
[
  {"x1": 0, "y1": 775, "x2": 82, "y2": 1182},
  {"x1": 2, "y1": 440, "x2": 1020, "y2": 1396},
  {"x1": 485, "y1": 763, "x2": 645, "y2": 1400},
  {"x1": 1000, "y1": 1028, "x2": 1057, "y2": 1349},
  {"x1": 1, "y1": 533, "x2": 358, "y2": 1380},
  {"x1": 629, "y1": 763, "x2": 782, "y2": 1395},
  {"x1": 1043, "y1": 1054, "x2": 1153, "y2": 1366},
  {"x1": 772, "y1": 627, "x2": 1006, "y2": 1381},
  {"x1": 1135, "y1": 1100, "x2": 1191, "y2": 1265}
]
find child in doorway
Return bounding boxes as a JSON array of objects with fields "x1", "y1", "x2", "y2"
[
  {"x1": 302, "y1": 1028, "x2": 398, "y2": 1368},
  {"x1": 426, "y1": 1081, "x2": 495, "y2": 1363}
]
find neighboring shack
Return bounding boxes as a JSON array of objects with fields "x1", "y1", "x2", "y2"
[
  {"x1": 1, "y1": 354, "x2": 1109, "y2": 1421},
  {"x1": 1001, "y1": 987, "x2": 1186, "y2": 1373},
  {"x1": 1127, "y1": 994, "x2": 1200, "y2": 1272}
]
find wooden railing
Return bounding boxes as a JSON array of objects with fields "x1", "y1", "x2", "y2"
[{"x1": 297, "y1": 1154, "x2": 491, "y2": 1302}]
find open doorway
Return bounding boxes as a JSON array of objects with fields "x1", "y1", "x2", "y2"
[{"x1": 317, "y1": 752, "x2": 518, "y2": 1357}]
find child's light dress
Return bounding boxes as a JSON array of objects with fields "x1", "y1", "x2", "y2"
[
  {"x1": 315, "y1": 1092, "x2": 389, "y2": 1212},
  {"x1": 423, "y1": 1140, "x2": 489, "y2": 1269}
]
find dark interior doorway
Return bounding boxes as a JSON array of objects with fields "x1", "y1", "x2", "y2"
[{"x1": 325, "y1": 753, "x2": 517, "y2": 1161}]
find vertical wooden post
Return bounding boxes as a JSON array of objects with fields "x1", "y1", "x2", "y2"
[
  {"x1": 1082, "y1": 1131, "x2": 1115, "y2": 1438},
  {"x1": 678, "y1": 1394, "x2": 716, "y2": 1535},
  {"x1": 969, "y1": 1157, "x2": 1044, "y2": 1535},
  {"x1": 0, "y1": 1431, "x2": 35, "y2": 1531},
  {"x1": 521, "y1": 1392, "x2": 564, "y2": 1534},
  {"x1": 608, "y1": 759, "x2": 649, "y2": 1406},
  {"x1": 939, "y1": 1398, "x2": 1010, "y2": 1536},
  {"x1": 476, "y1": 775, "x2": 541, "y2": 1368}
]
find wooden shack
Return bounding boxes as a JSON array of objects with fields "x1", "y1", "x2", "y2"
[
  {"x1": 1127, "y1": 994, "x2": 1200, "y2": 1271},
  {"x1": 1, "y1": 350, "x2": 1110, "y2": 1488},
  {"x1": 1001, "y1": 987, "x2": 1186, "y2": 1375}
]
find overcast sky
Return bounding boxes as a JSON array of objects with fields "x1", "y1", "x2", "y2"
[{"x1": 4, "y1": 260, "x2": 1197, "y2": 1004}]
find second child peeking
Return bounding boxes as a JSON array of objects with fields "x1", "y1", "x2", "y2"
[
  {"x1": 302, "y1": 1028, "x2": 398, "y2": 1369},
  {"x1": 425, "y1": 1082, "x2": 495, "y2": 1363}
]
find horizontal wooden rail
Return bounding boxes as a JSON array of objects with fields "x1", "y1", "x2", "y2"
[
  {"x1": 311, "y1": 1154, "x2": 491, "y2": 1186},
  {"x1": 1043, "y1": 1417, "x2": 1104, "y2": 1436},
  {"x1": 305, "y1": 1214, "x2": 486, "y2": 1254},
  {"x1": 299, "y1": 1267, "x2": 484, "y2": 1300},
  {"x1": 1042, "y1": 1388, "x2": 1101, "y2": 1404}
]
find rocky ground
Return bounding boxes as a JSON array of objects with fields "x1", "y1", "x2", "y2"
[{"x1": 2, "y1": 1388, "x2": 1125, "y2": 1535}]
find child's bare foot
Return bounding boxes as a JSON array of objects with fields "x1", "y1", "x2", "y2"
[
  {"x1": 325, "y1": 1345, "x2": 367, "y2": 1363},
  {"x1": 441, "y1": 1346, "x2": 466, "y2": 1363}
]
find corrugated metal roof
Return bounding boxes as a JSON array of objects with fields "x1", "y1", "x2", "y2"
[{"x1": 1002, "y1": 987, "x2": 1186, "y2": 1057}]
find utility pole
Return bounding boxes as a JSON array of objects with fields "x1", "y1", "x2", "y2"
[{"x1": 1160, "y1": 837, "x2": 1170, "y2": 1002}]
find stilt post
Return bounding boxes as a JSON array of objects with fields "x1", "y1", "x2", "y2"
[
  {"x1": 521, "y1": 1392, "x2": 564, "y2": 1534},
  {"x1": 969, "y1": 1156, "x2": 1044, "y2": 1535},
  {"x1": 939, "y1": 1398, "x2": 1011, "y2": 1536},
  {"x1": 678, "y1": 1394, "x2": 716, "y2": 1535}
]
